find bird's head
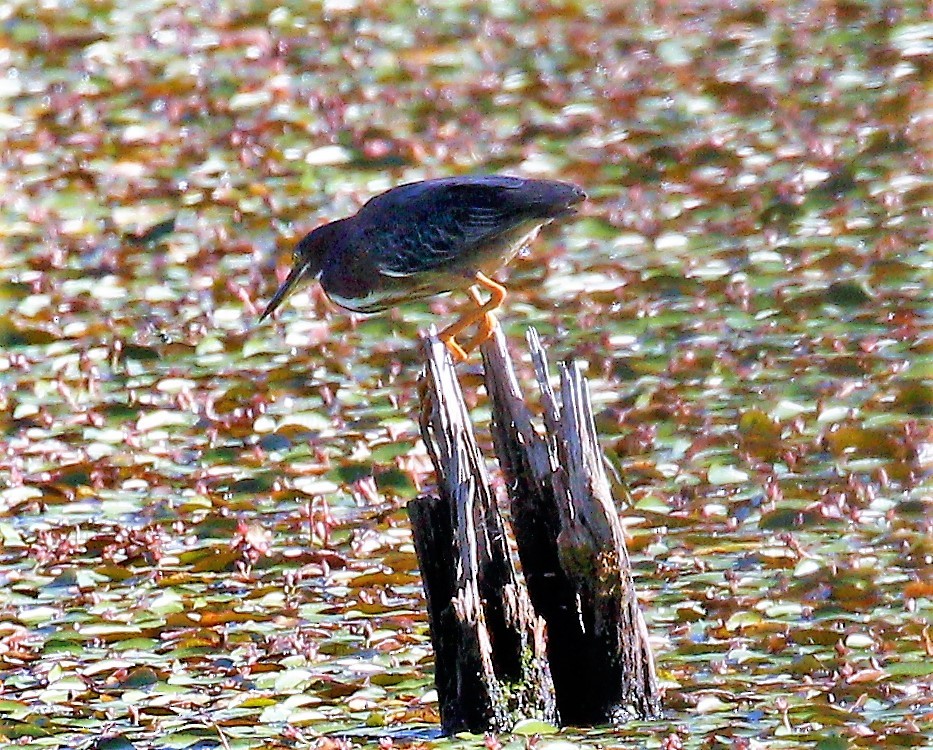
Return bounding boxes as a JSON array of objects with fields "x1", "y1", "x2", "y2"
[{"x1": 259, "y1": 220, "x2": 345, "y2": 321}]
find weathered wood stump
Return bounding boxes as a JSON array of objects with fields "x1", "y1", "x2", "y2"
[
  {"x1": 408, "y1": 326, "x2": 660, "y2": 733},
  {"x1": 409, "y1": 333, "x2": 555, "y2": 734}
]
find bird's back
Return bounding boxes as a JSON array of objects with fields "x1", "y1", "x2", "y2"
[
  {"x1": 361, "y1": 174, "x2": 581, "y2": 223},
  {"x1": 355, "y1": 175, "x2": 583, "y2": 275}
]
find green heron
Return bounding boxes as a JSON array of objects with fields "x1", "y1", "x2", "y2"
[{"x1": 260, "y1": 174, "x2": 585, "y2": 359}]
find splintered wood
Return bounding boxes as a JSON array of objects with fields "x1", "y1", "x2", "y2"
[{"x1": 409, "y1": 326, "x2": 660, "y2": 734}]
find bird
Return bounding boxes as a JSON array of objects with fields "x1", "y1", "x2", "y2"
[{"x1": 260, "y1": 174, "x2": 585, "y2": 359}]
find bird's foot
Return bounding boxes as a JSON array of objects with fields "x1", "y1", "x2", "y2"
[
  {"x1": 441, "y1": 335, "x2": 469, "y2": 362},
  {"x1": 460, "y1": 312, "x2": 497, "y2": 354},
  {"x1": 437, "y1": 274, "x2": 506, "y2": 361}
]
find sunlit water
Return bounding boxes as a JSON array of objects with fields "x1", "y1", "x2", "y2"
[{"x1": 0, "y1": 1, "x2": 929, "y2": 747}]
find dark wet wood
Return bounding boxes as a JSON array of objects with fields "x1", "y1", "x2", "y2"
[
  {"x1": 408, "y1": 334, "x2": 555, "y2": 735},
  {"x1": 410, "y1": 325, "x2": 659, "y2": 733},
  {"x1": 482, "y1": 327, "x2": 660, "y2": 723}
]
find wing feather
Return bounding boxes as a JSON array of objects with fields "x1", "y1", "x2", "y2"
[{"x1": 362, "y1": 178, "x2": 579, "y2": 276}]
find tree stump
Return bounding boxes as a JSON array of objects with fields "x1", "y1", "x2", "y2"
[
  {"x1": 408, "y1": 333, "x2": 556, "y2": 734},
  {"x1": 408, "y1": 326, "x2": 660, "y2": 733}
]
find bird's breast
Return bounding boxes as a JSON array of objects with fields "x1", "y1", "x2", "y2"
[{"x1": 317, "y1": 246, "x2": 441, "y2": 313}]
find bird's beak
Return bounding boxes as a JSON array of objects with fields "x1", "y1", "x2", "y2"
[{"x1": 259, "y1": 260, "x2": 315, "y2": 322}]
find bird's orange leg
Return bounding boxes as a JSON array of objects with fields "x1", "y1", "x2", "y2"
[
  {"x1": 439, "y1": 272, "x2": 507, "y2": 359},
  {"x1": 444, "y1": 336, "x2": 469, "y2": 362},
  {"x1": 461, "y1": 288, "x2": 500, "y2": 354}
]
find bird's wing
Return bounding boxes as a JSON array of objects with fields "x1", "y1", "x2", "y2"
[
  {"x1": 378, "y1": 204, "x2": 523, "y2": 277},
  {"x1": 369, "y1": 181, "x2": 551, "y2": 277}
]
